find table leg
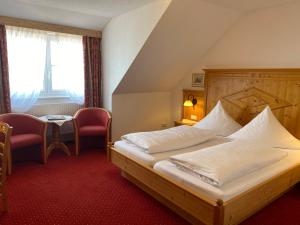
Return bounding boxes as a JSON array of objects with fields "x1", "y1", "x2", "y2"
[{"x1": 47, "y1": 123, "x2": 71, "y2": 158}]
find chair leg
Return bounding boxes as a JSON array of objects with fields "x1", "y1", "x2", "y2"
[
  {"x1": 7, "y1": 148, "x2": 12, "y2": 175},
  {"x1": 2, "y1": 187, "x2": 8, "y2": 213},
  {"x1": 75, "y1": 135, "x2": 80, "y2": 156},
  {"x1": 2, "y1": 154, "x2": 8, "y2": 212},
  {"x1": 105, "y1": 135, "x2": 108, "y2": 153},
  {"x1": 42, "y1": 141, "x2": 47, "y2": 164}
]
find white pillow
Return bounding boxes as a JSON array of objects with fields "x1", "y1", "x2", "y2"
[
  {"x1": 193, "y1": 100, "x2": 242, "y2": 136},
  {"x1": 228, "y1": 106, "x2": 300, "y2": 150}
]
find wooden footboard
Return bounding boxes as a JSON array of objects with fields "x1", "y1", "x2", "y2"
[
  {"x1": 109, "y1": 146, "x2": 300, "y2": 225},
  {"x1": 109, "y1": 146, "x2": 222, "y2": 225},
  {"x1": 223, "y1": 163, "x2": 300, "y2": 225}
]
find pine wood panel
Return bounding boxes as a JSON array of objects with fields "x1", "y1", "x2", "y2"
[
  {"x1": 204, "y1": 69, "x2": 300, "y2": 139},
  {"x1": 183, "y1": 89, "x2": 205, "y2": 121}
]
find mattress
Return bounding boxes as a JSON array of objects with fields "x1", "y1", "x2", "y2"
[
  {"x1": 154, "y1": 149, "x2": 300, "y2": 201},
  {"x1": 114, "y1": 137, "x2": 230, "y2": 166}
]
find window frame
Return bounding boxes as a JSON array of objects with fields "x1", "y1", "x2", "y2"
[{"x1": 39, "y1": 33, "x2": 70, "y2": 99}]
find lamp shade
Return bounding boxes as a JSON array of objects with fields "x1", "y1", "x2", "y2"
[{"x1": 184, "y1": 100, "x2": 193, "y2": 107}]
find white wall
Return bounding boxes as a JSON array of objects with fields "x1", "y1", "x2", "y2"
[
  {"x1": 172, "y1": 2, "x2": 300, "y2": 120},
  {"x1": 101, "y1": 0, "x2": 171, "y2": 111},
  {"x1": 199, "y1": 1, "x2": 300, "y2": 68},
  {"x1": 112, "y1": 92, "x2": 172, "y2": 141}
]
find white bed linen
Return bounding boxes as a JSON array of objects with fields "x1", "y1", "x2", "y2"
[
  {"x1": 194, "y1": 100, "x2": 242, "y2": 136},
  {"x1": 154, "y1": 149, "x2": 300, "y2": 201},
  {"x1": 228, "y1": 106, "x2": 300, "y2": 150},
  {"x1": 122, "y1": 125, "x2": 215, "y2": 153},
  {"x1": 170, "y1": 141, "x2": 287, "y2": 187},
  {"x1": 114, "y1": 137, "x2": 230, "y2": 167}
]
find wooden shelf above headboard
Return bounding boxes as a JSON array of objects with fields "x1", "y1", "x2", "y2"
[{"x1": 204, "y1": 69, "x2": 300, "y2": 139}]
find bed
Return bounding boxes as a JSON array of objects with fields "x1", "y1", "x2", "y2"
[{"x1": 109, "y1": 69, "x2": 300, "y2": 225}]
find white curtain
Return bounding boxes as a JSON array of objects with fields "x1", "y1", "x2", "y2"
[
  {"x1": 6, "y1": 27, "x2": 84, "y2": 112},
  {"x1": 6, "y1": 26, "x2": 47, "y2": 112},
  {"x1": 50, "y1": 33, "x2": 84, "y2": 104}
]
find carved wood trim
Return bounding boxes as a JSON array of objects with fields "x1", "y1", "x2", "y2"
[{"x1": 204, "y1": 69, "x2": 300, "y2": 139}]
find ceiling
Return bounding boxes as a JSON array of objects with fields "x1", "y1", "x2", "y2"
[
  {"x1": 203, "y1": 0, "x2": 299, "y2": 11},
  {"x1": 0, "y1": 0, "x2": 298, "y2": 30},
  {"x1": 0, "y1": 0, "x2": 156, "y2": 30}
]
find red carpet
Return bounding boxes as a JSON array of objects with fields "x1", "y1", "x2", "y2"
[{"x1": 1, "y1": 148, "x2": 300, "y2": 225}]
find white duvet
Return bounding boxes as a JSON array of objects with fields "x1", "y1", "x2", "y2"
[
  {"x1": 169, "y1": 141, "x2": 288, "y2": 187},
  {"x1": 121, "y1": 125, "x2": 215, "y2": 154}
]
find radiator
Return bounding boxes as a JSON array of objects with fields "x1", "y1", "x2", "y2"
[{"x1": 26, "y1": 103, "x2": 82, "y2": 117}]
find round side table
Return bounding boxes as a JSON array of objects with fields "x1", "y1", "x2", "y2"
[{"x1": 40, "y1": 115, "x2": 73, "y2": 158}]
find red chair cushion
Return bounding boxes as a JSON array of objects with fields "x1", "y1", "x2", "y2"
[
  {"x1": 79, "y1": 126, "x2": 107, "y2": 137},
  {"x1": 10, "y1": 134, "x2": 42, "y2": 150}
]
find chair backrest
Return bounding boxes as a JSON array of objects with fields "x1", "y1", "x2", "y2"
[
  {"x1": 0, "y1": 113, "x2": 44, "y2": 135},
  {"x1": 0, "y1": 122, "x2": 12, "y2": 206},
  {"x1": 74, "y1": 108, "x2": 111, "y2": 127}
]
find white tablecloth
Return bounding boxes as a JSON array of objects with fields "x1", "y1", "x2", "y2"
[{"x1": 39, "y1": 115, "x2": 73, "y2": 126}]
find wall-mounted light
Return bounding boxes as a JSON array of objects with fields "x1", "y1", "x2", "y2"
[{"x1": 183, "y1": 95, "x2": 197, "y2": 109}]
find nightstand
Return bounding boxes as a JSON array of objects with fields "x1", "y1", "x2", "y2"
[{"x1": 174, "y1": 119, "x2": 197, "y2": 126}]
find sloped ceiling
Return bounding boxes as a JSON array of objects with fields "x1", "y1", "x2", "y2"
[
  {"x1": 102, "y1": 0, "x2": 171, "y2": 110},
  {"x1": 115, "y1": 0, "x2": 241, "y2": 93},
  {"x1": 0, "y1": 0, "x2": 156, "y2": 29},
  {"x1": 199, "y1": 0, "x2": 300, "y2": 68},
  {"x1": 0, "y1": 0, "x2": 297, "y2": 29}
]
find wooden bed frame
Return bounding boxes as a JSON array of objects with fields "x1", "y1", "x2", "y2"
[{"x1": 109, "y1": 69, "x2": 300, "y2": 225}]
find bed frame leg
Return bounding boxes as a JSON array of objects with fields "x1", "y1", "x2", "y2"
[
  {"x1": 214, "y1": 200, "x2": 224, "y2": 225},
  {"x1": 107, "y1": 143, "x2": 113, "y2": 161}
]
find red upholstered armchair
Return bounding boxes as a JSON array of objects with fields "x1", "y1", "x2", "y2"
[
  {"x1": 73, "y1": 108, "x2": 111, "y2": 155},
  {"x1": 0, "y1": 113, "x2": 47, "y2": 174}
]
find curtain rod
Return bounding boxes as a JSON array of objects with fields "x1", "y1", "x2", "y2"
[{"x1": 0, "y1": 15, "x2": 102, "y2": 38}]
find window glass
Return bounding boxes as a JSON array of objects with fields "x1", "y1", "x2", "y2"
[{"x1": 6, "y1": 26, "x2": 84, "y2": 112}]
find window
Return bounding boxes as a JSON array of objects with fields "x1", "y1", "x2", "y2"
[
  {"x1": 6, "y1": 26, "x2": 84, "y2": 112},
  {"x1": 41, "y1": 33, "x2": 84, "y2": 98}
]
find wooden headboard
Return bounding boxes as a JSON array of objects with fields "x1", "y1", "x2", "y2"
[{"x1": 204, "y1": 69, "x2": 300, "y2": 139}]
